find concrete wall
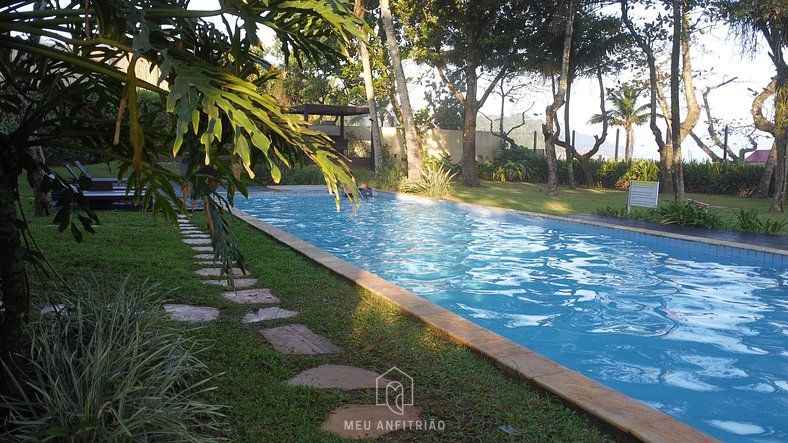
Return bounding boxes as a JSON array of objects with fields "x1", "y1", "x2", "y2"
[{"x1": 345, "y1": 126, "x2": 502, "y2": 167}]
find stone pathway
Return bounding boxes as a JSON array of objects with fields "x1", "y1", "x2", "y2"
[
  {"x1": 183, "y1": 238, "x2": 211, "y2": 245},
  {"x1": 202, "y1": 278, "x2": 258, "y2": 289},
  {"x1": 320, "y1": 405, "x2": 421, "y2": 440},
  {"x1": 260, "y1": 324, "x2": 342, "y2": 355},
  {"x1": 222, "y1": 288, "x2": 279, "y2": 304},
  {"x1": 242, "y1": 307, "x2": 298, "y2": 323},
  {"x1": 164, "y1": 304, "x2": 220, "y2": 322},
  {"x1": 288, "y1": 364, "x2": 387, "y2": 390},
  {"x1": 170, "y1": 218, "x2": 411, "y2": 440},
  {"x1": 194, "y1": 267, "x2": 245, "y2": 277}
]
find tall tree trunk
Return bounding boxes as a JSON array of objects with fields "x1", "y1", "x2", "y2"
[
  {"x1": 564, "y1": 74, "x2": 576, "y2": 189},
  {"x1": 625, "y1": 123, "x2": 635, "y2": 160},
  {"x1": 0, "y1": 134, "x2": 27, "y2": 409},
  {"x1": 379, "y1": 0, "x2": 422, "y2": 179},
  {"x1": 579, "y1": 69, "x2": 609, "y2": 188},
  {"x1": 354, "y1": 0, "x2": 383, "y2": 171},
  {"x1": 622, "y1": 0, "x2": 671, "y2": 193},
  {"x1": 544, "y1": 0, "x2": 576, "y2": 197},
  {"x1": 771, "y1": 77, "x2": 787, "y2": 212},
  {"x1": 670, "y1": 0, "x2": 684, "y2": 200},
  {"x1": 459, "y1": 16, "x2": 486, "y2": 187},
  {"x1": 751, "y1": 80, "x2": 778, "y2": 199},
  {"x1": 461, "y1": 30, "x2": 481, "y2": 186},
  {"x1": 498, "y1": 81, "x2": 506, "y2": 151},
  {"x1": 756, "y1": 141, "x2": 777, "y2": 198}
]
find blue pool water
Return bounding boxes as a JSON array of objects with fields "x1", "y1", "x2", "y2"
[{"x1": 236, "y1": 192, "x2": 788, "y2": 442}]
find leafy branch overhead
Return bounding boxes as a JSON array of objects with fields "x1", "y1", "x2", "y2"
[{"x1": 1, "y1": 0, "x2": 366, "y2": 207}]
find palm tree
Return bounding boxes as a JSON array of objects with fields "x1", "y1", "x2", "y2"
[{"x1": 590, "y1": 83, "x2": 649, "y2": 161}]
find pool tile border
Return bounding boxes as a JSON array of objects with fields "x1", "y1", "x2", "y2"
[{"x1": 231, "y1": 206, "x2": 719, "y2": 443}]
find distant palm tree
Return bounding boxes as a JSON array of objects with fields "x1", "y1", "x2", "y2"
[{"x1": 590, "y1": 83, "x2": 649, "y2": 160}]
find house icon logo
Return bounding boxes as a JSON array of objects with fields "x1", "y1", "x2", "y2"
[{"x1": 376, "y1": 366, "x2": 414, "y2": 415}]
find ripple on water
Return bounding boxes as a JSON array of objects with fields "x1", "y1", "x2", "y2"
[
  {"x1": 707, "y1": 420, "x2": 766, "y2": 436},
  {"x1": 237, "y1": 194, "x2": 788, "y2": 443}
]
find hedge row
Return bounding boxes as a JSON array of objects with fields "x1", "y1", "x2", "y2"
[{"x1": 473, "y1": 147, "x2": 768, "y2": 196}]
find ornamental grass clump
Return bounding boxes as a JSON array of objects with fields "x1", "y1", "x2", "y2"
[
  {"x1": 1, "y1": 280, "x2": 225, "y2": 442},
  {"x1": 400, "y1": 162, "x2": 457, "y2": 198}
]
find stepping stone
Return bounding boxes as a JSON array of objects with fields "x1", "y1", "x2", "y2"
[
  {"x1": 288, "y1": 364, "x2": 388, "y2": 390},
  {"x1": 177, "y1": 219, "x2": 191, "y2": 224},
  {"x1": 260, "y1": 324, "x2": 341, "y2": 355},
  {"x1": 180, "y1": 229, "x2": 203, "y2": 234},
  {"x1": 183, "y1": 238, "x2": 211, "y2": 245},
  {"x1": 194, "y1": 267, "x2": 245, "y2": 277},
  {"x1": 320, "y1": 405, "x2": 421, "y2": 440},
  {"x1": 192, "y1": 246, "x2": 213, "y2": 252},
  {"x1": 222, "y1": 288, "x2": 279, "y2": 304},
  {"x1": 242, "y1": 307, "x2": 298, "y2": 323},
  {"x1": 202, "y1": 278, "x2": 258, "y2": 289},
  {"x1": 195, "y1": 261, "x2": 218, "y2": 267},
  {"x1": 163, "y1": 304, "x2": 220, "y2": 322},
  {"x1": 184, "y1": 234, "x2": 211, "y2": 240},
  {"x1": 194, "y1": 253, "x2": 215, "y2": 260}
]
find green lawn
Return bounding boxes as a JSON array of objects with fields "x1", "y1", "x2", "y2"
[
  {"x1": 19, "y1": 201, "x2": 615, "y2": 441},
  {"x1": 352, "y1": 166, "x2": 787, "y2": 231}
]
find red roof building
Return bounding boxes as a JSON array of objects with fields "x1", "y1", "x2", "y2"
[{"x1": 744, "y1": 149, "x2": 772, "y2": 164}]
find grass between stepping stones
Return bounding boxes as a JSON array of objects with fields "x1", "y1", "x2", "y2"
[{"x1": 24, "y1": 209, "x2": 616, "y2": 442}]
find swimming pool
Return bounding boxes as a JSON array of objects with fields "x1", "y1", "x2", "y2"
[{"x1": 235, "y1": 192, "x2": 788, "y2": 442}]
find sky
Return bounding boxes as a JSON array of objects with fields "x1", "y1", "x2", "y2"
[
  {"x1": 408, "y1": 16, "x2": 777, "y2": 162},
  {"x1": 191, "y1": 0, "x2": 777, "y2": 162}
]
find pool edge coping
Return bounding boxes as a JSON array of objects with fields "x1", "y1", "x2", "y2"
[{"x1": 230, "y1": 205, "x2": 721, "y2": 443}]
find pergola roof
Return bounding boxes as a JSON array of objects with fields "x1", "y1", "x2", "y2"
[{"x1": 285, "y1": 104, "x2": 369, "y2": 117}]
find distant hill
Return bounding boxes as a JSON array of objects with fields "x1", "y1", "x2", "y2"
[{"x1": 476, "y1": 113, "x2": 619, "y2": 160}]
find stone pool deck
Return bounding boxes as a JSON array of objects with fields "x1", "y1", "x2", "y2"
[{"x1": 229, "y1": 201, "x2": 756, "y2": 443}]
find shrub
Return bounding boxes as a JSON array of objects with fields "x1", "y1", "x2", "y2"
[
  {"x1": 733, "y1": 208, "x2": 788, "y2": 234},
  {"x1": 400, "y1": 163, "x2": 457, "y2": 198},
  {"x1": 616, "y1": 159, "x2": 659, "y2": 188},
  {"x1": 476, "y1": 161, "x2": 496, "y2": 181},
  {"x1": 594, "y1": 206, "x2": 657, "y2": 221},
  {"x1": 656, "y1": 199, "x2": 725, "y2": 229},
  {"x1": 492, "y1": 161, "x2": 531, "y2": 182},
  {"x1": 1, "y1": 280, "x2": 225, "y2": 442},
  {"x1": 683, "y1": 160, "x2": 764, "y2": 196}
]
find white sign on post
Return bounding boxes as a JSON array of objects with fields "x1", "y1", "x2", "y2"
[{"x1": 628, "y1": 180, "x2": 660, "y2": 212}]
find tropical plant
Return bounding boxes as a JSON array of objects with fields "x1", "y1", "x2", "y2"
[
  {"x1": 616, "y1": 160, "x2": 660, "y2": 188},
  {"x1": 733, "y1": 207, "x2": 788, "y2": 233},
  {"x1": 400, "y1": 163, "x2": 457, "y2": 198},
  {"x1": 589, "y1": 83, "x2": 649, "y2": 161},
  {"x1": 0, "y1": 0, "x2": 365, "y2": 403},
  {"x1": 1, "y1": 281, "x2": 224, "y2": 441},
  {"x1": 656, "y1": 199, "x2": 726, "y2": 228},
  {"x1": 492, "y1": 161, "x2": 531, "y2": 183}
]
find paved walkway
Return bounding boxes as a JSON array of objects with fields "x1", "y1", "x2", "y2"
[{"x1": 167, "y1": 214, "x2": 407, "y2": 439}]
